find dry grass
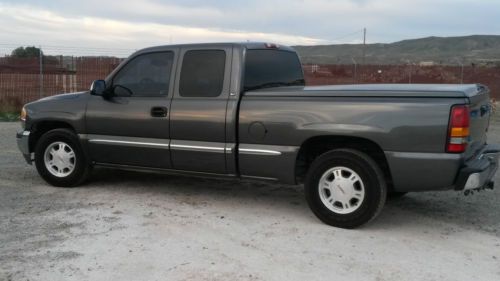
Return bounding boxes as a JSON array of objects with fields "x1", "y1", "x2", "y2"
[{"x1": 0, "y1": 96, "x2": 22, "y2": 121}]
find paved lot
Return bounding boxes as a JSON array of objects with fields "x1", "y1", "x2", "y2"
[{"x1": 1, "y1": 118, "x2": 500, "y2": 281}]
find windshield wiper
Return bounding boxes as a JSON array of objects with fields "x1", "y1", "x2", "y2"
[{"x1": 244, "y1": 79, "x2": 305, "y2": 91}]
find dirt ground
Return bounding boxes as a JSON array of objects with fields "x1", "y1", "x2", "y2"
[{"x1": 1, "y1": 117, "x2": 500, "y2": 281}]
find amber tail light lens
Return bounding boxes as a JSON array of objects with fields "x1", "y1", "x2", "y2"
[{"x1": 446, "y1": 105, "x2": 470, "y2": 153}]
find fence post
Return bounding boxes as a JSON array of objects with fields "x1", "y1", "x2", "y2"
[
  {"x1": 406, "y1": 60, "x2": 412, "y2": 84},
  {"x1": 453, "y1": 58, "x2": 465, "y2": 84},
  {"x1": 39, "y1": 45, "x2": 43, "y2": 98},
  {"x1": 409, "y1": 63, "x2": 412, "y2": 84},
  {"x1": 460, "y1": 61, "x2": 464, "y2": 84},
  {"x1": 351, "y1": 57, "x2": 357, "y2": 84}
]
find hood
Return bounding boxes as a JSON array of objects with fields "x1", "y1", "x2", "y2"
[
  {"x1": 36, "y1": 91, "x2": 89, "y2": 102},
  {"x1": 24, "y1": 91, "x2": 90, "y2": 118}
]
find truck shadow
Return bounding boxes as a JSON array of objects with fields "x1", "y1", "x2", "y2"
[
  {"x1": 88, "y1": 167, "x2": 315, "y2": 222},
  {"x1": 88, "y1": 167, "x2": 500, "y2": 235},
  {"x1": 372, "y1": 192, "x2": 500, "y2": 236}
]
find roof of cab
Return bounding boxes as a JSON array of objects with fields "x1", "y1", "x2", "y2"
[{"x1": 134, "y1": 42, "x2": 296, "y2": 55}]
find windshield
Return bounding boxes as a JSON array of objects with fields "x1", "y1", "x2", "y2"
[{"x1": 243, "y1": 49, "x2": 305, "y2": 91}]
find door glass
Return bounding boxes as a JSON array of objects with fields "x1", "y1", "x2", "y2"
[
  {"x1": 113, "y1": 52, "x2": 174, "y2": 97},
  {"x1": 179, "y1": 50, "x2": 226, "y2": 97}
]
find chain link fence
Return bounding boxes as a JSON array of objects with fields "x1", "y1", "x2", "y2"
[
  {"x1": 0, "y1": 44, "x2": 133, "y2": 115},
  {"x1": 303, "y1": 63, "x2": 500, "y2": 93},
  {"x1": 1, "y1": 45, "x2": 500, "y2": 115}
]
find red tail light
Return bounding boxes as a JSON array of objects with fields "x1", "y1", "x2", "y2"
[{"x1": 446, "y1": 105, "x2": 470, "y2": 153}]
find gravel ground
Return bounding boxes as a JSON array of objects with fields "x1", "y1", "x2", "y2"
[{"x1": 1, "y1": 118, "x2": 500, "y2": 281}]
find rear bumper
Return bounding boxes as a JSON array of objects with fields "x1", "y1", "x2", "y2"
[
  {"x1": 16, "y1": 130, "x2": 32, "y2": 164},
  {"x1": 385, "y1": 144, "x2": 500, "y2": 192},
  {"x1": 454, "y1": 144, "x2": 500, "y2": 191}
]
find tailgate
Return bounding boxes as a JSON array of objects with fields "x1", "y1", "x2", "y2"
[{"x1": 465, "y1": 84, "x2": 492, "y2": 159}]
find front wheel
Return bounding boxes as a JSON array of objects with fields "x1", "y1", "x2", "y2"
[
  {"x1": 305, "y1": 149, "x2": 387, "y2": 229},
  {"x1": 34, "y1": 128, "x2": 91, "y2": 187}
]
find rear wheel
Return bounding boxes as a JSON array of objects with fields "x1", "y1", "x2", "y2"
[
  {"x1": 34, "y1": 129, "x2": 91, "y2": 187},
  {"x1": 305, "y1": 149, "x2": 387, "y2": 229}
]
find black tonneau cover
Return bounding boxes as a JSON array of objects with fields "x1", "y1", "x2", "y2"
[{"x1": 245, "y1": 84, "x2": 488, "y2": 98}]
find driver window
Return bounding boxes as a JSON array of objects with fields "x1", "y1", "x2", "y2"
[{"x1": 113, "y1": 52, "x2": 174, "y2": 97}]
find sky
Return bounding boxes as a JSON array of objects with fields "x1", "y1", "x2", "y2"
[{"x1": 0, "y1": 0, "x2": 499, "y2": 56}]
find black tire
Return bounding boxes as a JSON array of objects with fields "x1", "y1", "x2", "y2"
[
  {"x1": 304, "y1": 149, "x2": 387, "y2": 229},
  {"x1": 34, "y1": 128, "x2": 91, "y2": 187}
]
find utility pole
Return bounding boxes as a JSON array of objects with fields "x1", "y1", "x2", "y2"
[
  {"x1": 362, "y1": 28, "x2": 366, "y2": 65},
  {"x1": 39, "y1": 45, "x2": 43, "y2": 99}
]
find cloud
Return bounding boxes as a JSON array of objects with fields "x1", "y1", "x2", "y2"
[
  {"x1": 0, "y1": 0, "x2": 499, "y2": 56},
  {"x1": 0, "y1": 2, "x2": 328, "y2": 56}
]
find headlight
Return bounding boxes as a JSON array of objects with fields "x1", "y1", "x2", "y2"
[{"x1": 20, "y1": 107, "x2": 27, "y2": 121}]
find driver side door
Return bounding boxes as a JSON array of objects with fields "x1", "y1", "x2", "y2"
[{"x1": 85, "y1": 50, "x2": 177, "y2": 168}]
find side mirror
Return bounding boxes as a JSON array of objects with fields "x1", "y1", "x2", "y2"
[
  {"x1": 90, "y1": 80, "x2": 106, "y2": 96},
  {"x1": 113, "y1": 85, "x2": 133, "y2": 97}
]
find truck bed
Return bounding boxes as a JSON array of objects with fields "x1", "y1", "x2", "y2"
[{"x1": 238, "y1": 84, "x2": 492, "y2": 192}]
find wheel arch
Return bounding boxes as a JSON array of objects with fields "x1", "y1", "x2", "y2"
[
  {"x1": 295, "y1": 135, "x2": 393, "y2": 190},
  {"x1": 29, "y1": 120, "x2": 77, "y2": 153}
]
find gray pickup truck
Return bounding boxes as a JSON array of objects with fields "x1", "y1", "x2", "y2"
[{"x1": 16, "y1": 42, "x2": 500, "y2": 228}]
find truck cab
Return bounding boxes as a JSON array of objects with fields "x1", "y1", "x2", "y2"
[{"x1": 83, "y1": 43, "x2": 303, "y2": 175}]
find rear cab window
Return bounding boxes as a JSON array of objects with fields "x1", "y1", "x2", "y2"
[{"x1": 244, "y1": 49, "x2": 305, "y2": 91}]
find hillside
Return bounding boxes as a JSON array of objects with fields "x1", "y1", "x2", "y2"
[{"x1": 293, "y1": 35, "x2": 500, "y2": 65}]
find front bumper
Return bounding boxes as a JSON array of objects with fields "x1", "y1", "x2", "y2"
[
  {"x1": 16, "y1": 130, "x2": 32, "y2": 164},
  {"x1": 455, "y1": 144, "x2": 500, "y2": 191}
]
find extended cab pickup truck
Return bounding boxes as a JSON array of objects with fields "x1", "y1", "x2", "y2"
[{"x1": 16, "y1": 42, "x2": 500, "y2": 228}]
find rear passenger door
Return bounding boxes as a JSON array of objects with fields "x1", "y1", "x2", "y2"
[{"x1": 169, "y1": 47, "x2": 233, "y2": 174}]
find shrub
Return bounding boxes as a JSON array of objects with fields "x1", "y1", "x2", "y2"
[{"x1": 0, "y1": 96, "x2": 22, "y2": 121}]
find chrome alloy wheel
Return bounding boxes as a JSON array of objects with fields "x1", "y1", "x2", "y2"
[
  {"x1": 44, "y1": 141, "x2": 76, "y2": 178},
  {"x1": 318, "y1": 166, "x2": 365, "y2": 214}
]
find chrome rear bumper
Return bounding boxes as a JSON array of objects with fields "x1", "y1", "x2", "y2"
[{"x1": 455, "y1": 144, "x2": 500, "y2": 191}]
